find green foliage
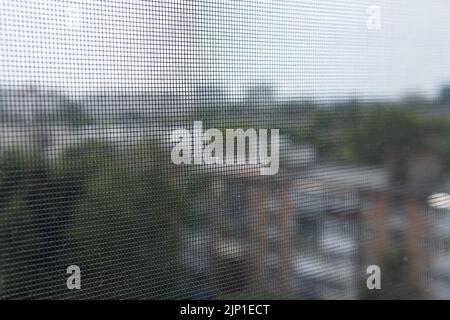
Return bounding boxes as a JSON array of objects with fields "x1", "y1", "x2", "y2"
[
  {"x1": 284, "y1": 107, "x2": 360, "y2": 158},
  {"x1": 420, "y1": 117, "x2": 450, "y2": 162},
  {"x1": 0, "y1": 150, "x2": 80, "y2": 298},
  {"x1": 49, "y1": 101, "x2": 94, "y2": 127},
  {"x1": 64, "y1": 139, "x2": 189, "y2": 298},
  {"x1": 69, "y1": 162, "x2": 185, "y2": 298},
  {"x1": 178, "y1": 172, "x2": 210, "y2": 230},
  {"x1": 0, "y1": 140, "x2": 194, "y2": 298},
  {"x1": 345, "y1": 106, "x2": 423, "y2": 164},
  {"x1": 284, "y1": 104, "x2": 433, "y2": 164},
  {"x1": 58, "y1": 138, "x2": 114, "y2": 175},
  {"x1": 0, "y1": 150, "x2": 47, "y2": 206}
]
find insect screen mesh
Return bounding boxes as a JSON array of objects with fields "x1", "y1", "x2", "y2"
[{"x1": 1, "y1": 0, "x2": 450, "y2": 299}]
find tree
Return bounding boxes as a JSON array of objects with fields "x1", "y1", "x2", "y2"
[
  {"x1": 50, "y1": 101, "x2": 94, "y2": 127},
  {"x1": 345, "y1": 106, "x2": 423, "y2": 164},
  {"x1": 66, "y1": 140, "x2": 186, "y2": 298},
  {"x1": 0, "y1": 150, "x2": 82, "y2": 298},
  {"x1": 439, "y1": 85, "x2": 450, "y2": 105}
]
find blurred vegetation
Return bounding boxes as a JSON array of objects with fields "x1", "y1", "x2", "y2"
[
  {"x1": 0, "y1": 137, "x2": 210, "y2": 299},
  {"x1": 0, "y1": 150, "x2": 82, "y2": 297},
  {"x1": 34, "y1": 101, "x2": 95, "y2": 128},
  {"x1": 284, "y1": 103, "x2": 450, "y2": 165}
]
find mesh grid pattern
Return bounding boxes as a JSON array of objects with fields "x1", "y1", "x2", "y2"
[{"x1": 1, "y1": 0, "x2": 450, "y2": 299}]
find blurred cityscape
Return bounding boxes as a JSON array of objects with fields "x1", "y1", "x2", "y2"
[{"x1": 2, "y1": 83, "x2": 450, "y2": 299}]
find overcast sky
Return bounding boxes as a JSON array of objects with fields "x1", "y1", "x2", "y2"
[{"x1": 1, "y1": 0, "x2": 450, "y2": 100}]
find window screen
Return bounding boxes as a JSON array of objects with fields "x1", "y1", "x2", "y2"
[{"x1": 1, "y1": 0, "x2": 450, "y2": 300}]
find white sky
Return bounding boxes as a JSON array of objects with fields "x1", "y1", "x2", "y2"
[{"x1": 1, "y1": 0, "x2": 450, "y2": 100}]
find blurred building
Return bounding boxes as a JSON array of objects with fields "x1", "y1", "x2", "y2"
[{"x1": 182, "y1": 139, "x2": 450, "y2": 299}]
